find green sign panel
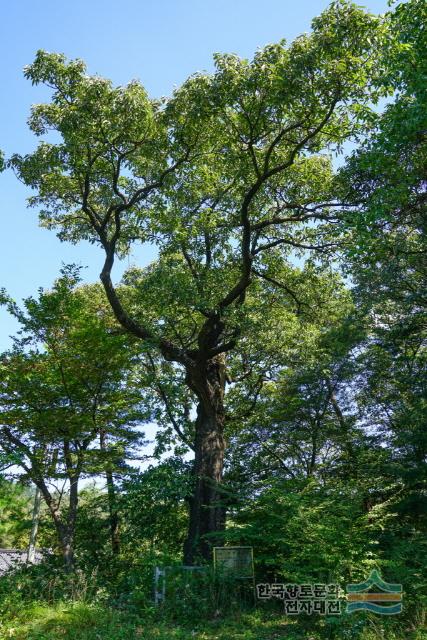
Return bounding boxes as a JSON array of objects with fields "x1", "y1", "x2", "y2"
[{"x1": 213, "y1": 546, "x2": 254, "y2": 579}]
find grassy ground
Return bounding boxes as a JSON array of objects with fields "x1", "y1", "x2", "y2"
[
  {"x1": 1, "y1": 602, "x2": 425, "y2": 640},
  {"x1": 0, "y1": 603, "x2": 303, "y2": 640}
]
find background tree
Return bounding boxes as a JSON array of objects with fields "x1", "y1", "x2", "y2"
[
  {"x1": 334, "y1": 0, "x2": 427, "y2": 620},
  {"x1": 340, "y1": 0, "x2": 427, "y2": 535},
  {"x1": 225, "y1": 275, "x2": 364, "y2": 484},
  {"x1": 0, "y1": 271, "x2": 146, "y2": 567}
]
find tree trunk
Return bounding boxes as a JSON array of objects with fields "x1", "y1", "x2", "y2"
[
  {"x1": 60, "y1": 525, "x2": 75, "y2": 571},
  {"x1": 106, "y1": 468, "x2": 120, "y2": 555},
  {"x1": 28, "y1": 470, "x2": 79, "y2": 571},
  {"x1": 183, "y1": 356, "x2": 227, "y2": 565},
  {"x1": 61, "y1": 474, "x2": 79, "y2": 571},
  {"x1": 44, "y1": 498, "x2": 75, "y2": 570},
  {"x1": 99, "y1": 430, "x2": 120, "y2": 555},
  {"x1": 32, "y1": 479, "x2": 72, "y2": 569},
  {"x1": 27, "y1": 486, "x2": 42, "y2": 564}
]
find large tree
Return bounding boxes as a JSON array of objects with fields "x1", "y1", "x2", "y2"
[{"x1": 11, "y1": 1, "x2": 389, "y2": 562}]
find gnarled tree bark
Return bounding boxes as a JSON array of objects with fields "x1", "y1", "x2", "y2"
[{"x1": 184, "y1": 355, "x2": 227, "y2": 564}]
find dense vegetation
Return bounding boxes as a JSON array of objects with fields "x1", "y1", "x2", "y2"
[{"x1": 0, "y1": 1, "x2": 425, "y2": 638}]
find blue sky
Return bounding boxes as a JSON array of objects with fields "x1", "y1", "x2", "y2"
[{"x1": 0, "y1": 0, "x2": 391, "y2": 350}]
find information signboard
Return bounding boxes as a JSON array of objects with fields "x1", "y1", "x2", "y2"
[{"x1": 213, "y1": 546, "x2": 254, "y2": 578}]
